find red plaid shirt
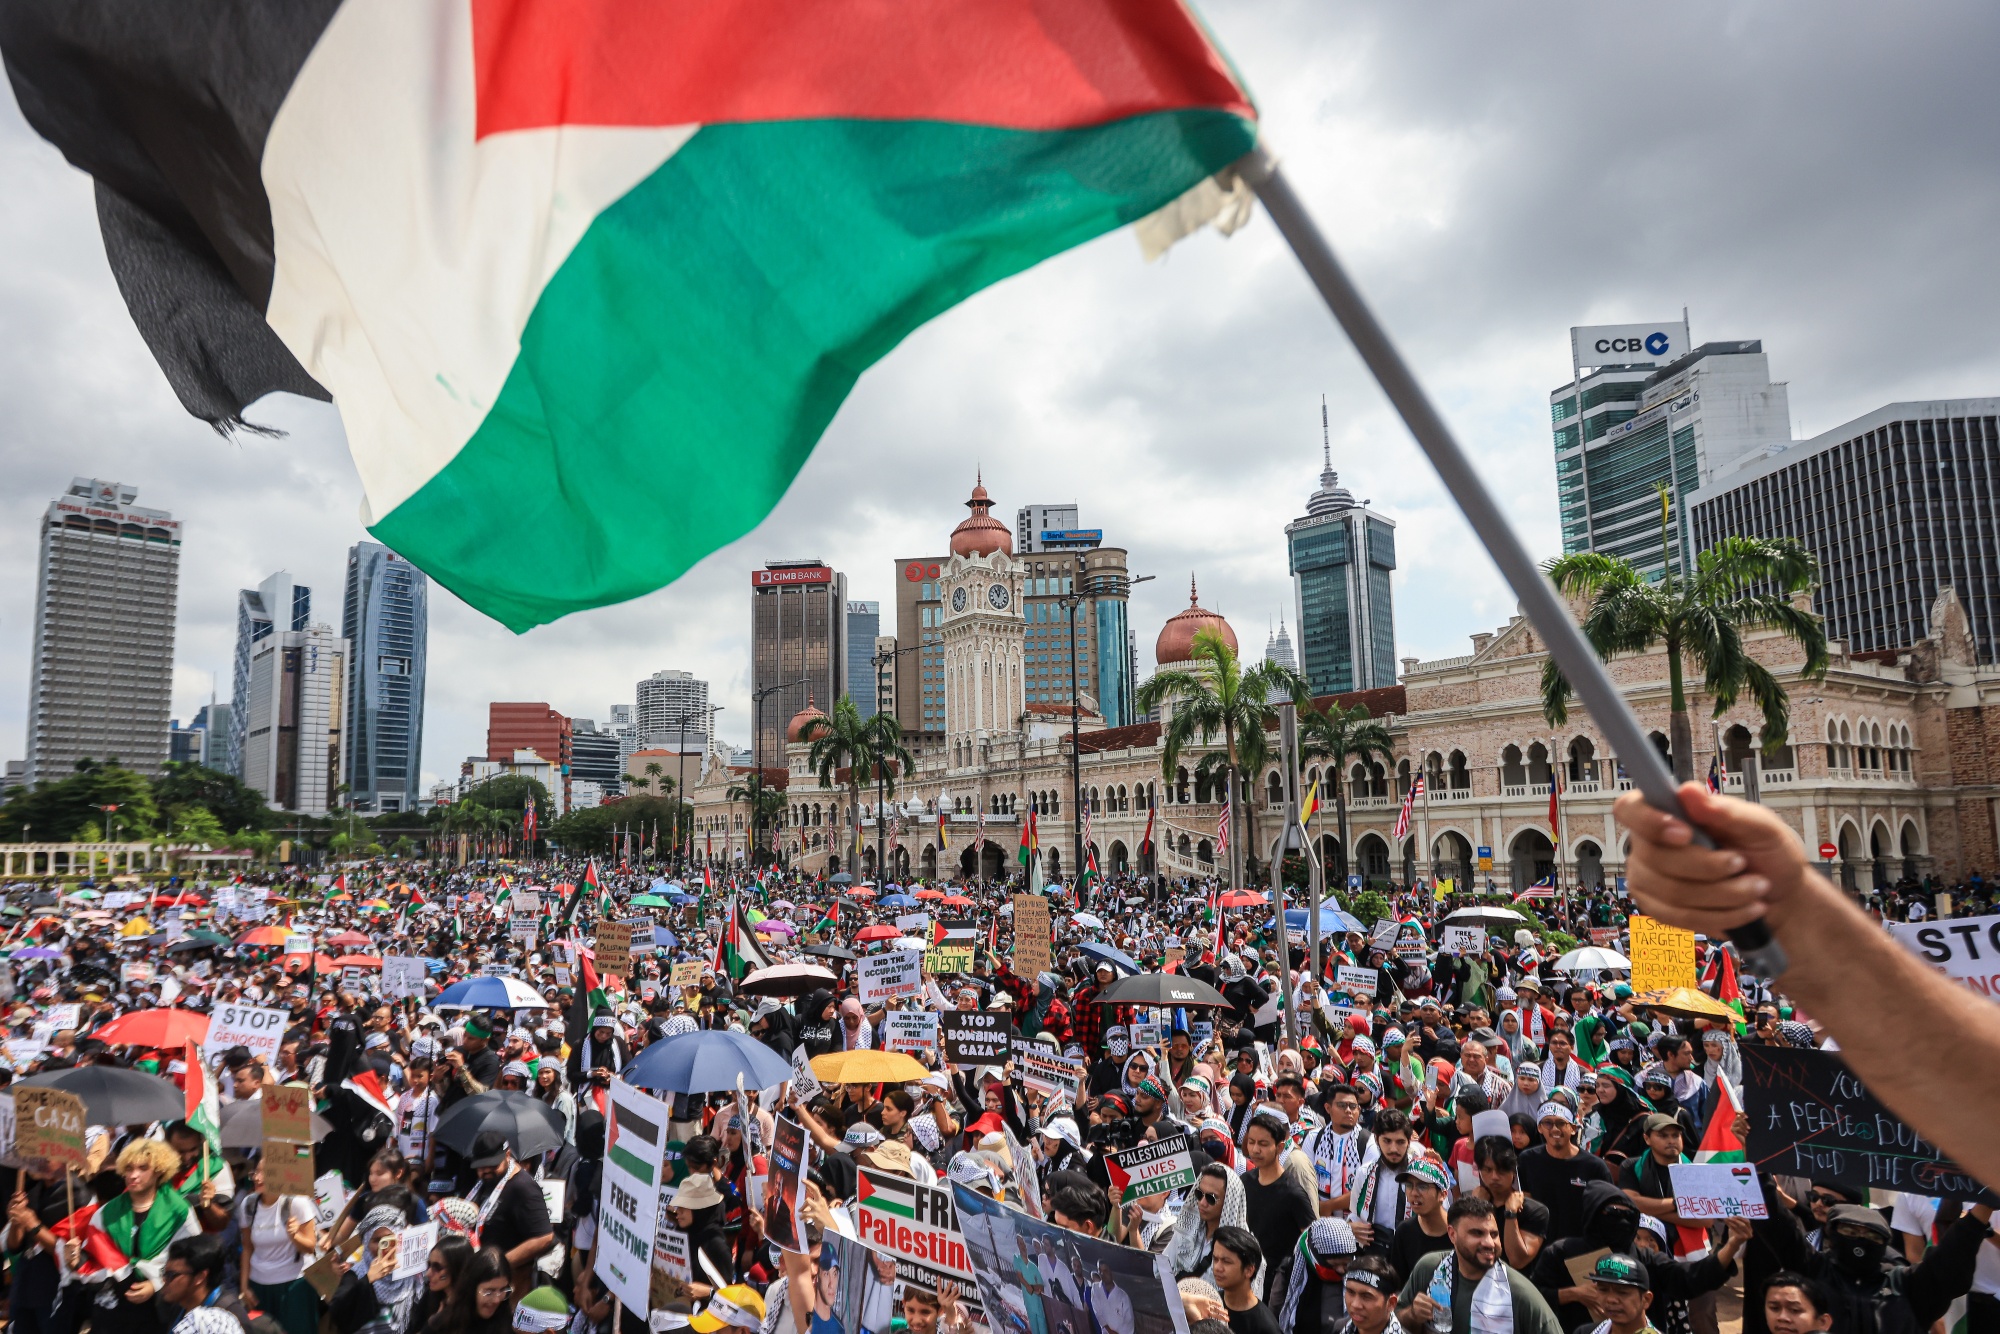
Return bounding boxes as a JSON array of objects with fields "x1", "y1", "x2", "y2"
[
  {"x1": 1069, "y1": 983, "x2": 1133, "y2": 1057},
  {"x1": 990, "y1": 963, "x2": 1036, "y2": 1018}
]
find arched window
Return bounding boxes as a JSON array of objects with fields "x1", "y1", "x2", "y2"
[
  {"x1": 1397, "y1": 759, "x2": 1412, "y2": 796},
  {"x1": 1500, "y1": 745, "x2": 1526, "y2": 787},
  {"x1": 1525, "y1": 742, "x2": 1551, "y2": 787},
  {"x1": 1567, "y1": 737, "x2": 1598, "y2": 784},
  {"x1": 1448, "y1": 750, "x2": 1470, "y2": 791},
  {"x1": 1267, "y1": 772, "x2": 1284, "y2": 805}
]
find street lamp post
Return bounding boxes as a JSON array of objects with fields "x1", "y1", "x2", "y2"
[
  {"x1": 871, "y1": 643, "x2": 919, "y2": 883},
  {"x1": 672, "y1": 703, "x2": 723, "y2": 873},
  {"x1": 751, "y1": 679, "x2": 807, "y2": 869},
  {"x1": 1054, "y1": 559, "x2": 1155, "y2": 895}
]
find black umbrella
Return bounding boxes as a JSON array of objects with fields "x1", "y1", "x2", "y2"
[
  {"x1": 803, "y1": 943, "x2": 857, "y2": 962},
  {"x1": 14, "y1": 1065, "x2": 184, "y2": 1125},
  {"x1": 1093, "y1": 973, "x2": 1230, "y2": 1008},
  {"x1": 433, "y1": 1090, "x2": 567, "y2": 1161}
]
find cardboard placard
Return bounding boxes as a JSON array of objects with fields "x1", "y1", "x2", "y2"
[
  {"x1": 393, "y1": 1222, "x2": 439, "y2": 1279},
  {"x1": 895, "y1": 912, "x2": 932, "y2": 935},
  {"x1": 381, "y1": 957, "x2": 428, "y2": 999},
  {"x1": 1011, "y1": 894, "x2": 1051, "y2": 978},
  {"x1": 13, "y1": 1087, "x2": 85, "y2": 1171},
  {"x1": 1015, "y1": 1047, "x2": 1084, "y2": 1100},
  {"x1": 925, "y1": 945, "x2": 975, "y2": 976},
  {"x1": 264, "y1": 1140, "x2": 318, "y2": 1197},
  {"x1": 204, "y1": 1001, "x2": 290, "y2": 1063},
  {"x1": 857, "y1": 950, "x2": 923, "y2": 1003},
  {"x1": 855, "y1": 1167, "x2": 986, "y2": 1326},
  {"x1": 1668, "y1": 1163, "x2": 1768, "y2": 1220},
  {"x1": 788, "y1": 1044, "x2": 822, "y2": 1102},
  {"x1": 596, "y1": 923, "x2": 633, "y2": 978},
  {"x1": 263, "y1": 1083, "x2": 315, "y2": 1143},
  {"x1": 650, "y1": 1225, "x2": 693, "y2": 1313},
  {"x1": 1628, "y1": 915, "x2": 1696, "y2": 990},
  {"x1": 669, "y1": 962, "x2": 703, "y2": 988},
  {"x1": 940, "y1": 1011, "x2": 1011, "y2": 1069},
  {"x1": 1441, "y1": 926, "x2": 1487, "y2": 956},
  {"x1": 1890, "y1": 913, "x2": 2000, "y2": 996},
  {"x1": 1130, "y1": 1017, "x2": 1162, "y2": 1049},
  {"x1": 1336, "y1": 965, "x2": 1380, "y2": 997}
]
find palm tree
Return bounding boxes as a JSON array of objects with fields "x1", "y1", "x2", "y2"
[
  {"x1": 1297, "y1": 701, "x2": 1394, "y2": 889},
  {"x1": 1542, "y1": 489, "x2": 1828, "y2": 782},
  {"x1": 797, "y1": 695, "x2": 915, "y2": 881},
  {"x1": 1135, "y1": 627, "x2": 1306, "y2": 889}
]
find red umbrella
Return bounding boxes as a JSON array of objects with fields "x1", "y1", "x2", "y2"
[
  {"x1": 940, "y1": 895, "x2": 973, "y2": 907},
  {"x1": 326, "y1": 931, "x2": 372, "y2": 949},
  {"x1": 1218, "y1": 891, "x2": 1266, "y2": 908},
  {"x1": 912, "y1": 889, "x2": 945, "y2": 901},
  {"x1": 334, "y1": 955, "x2": 384, "y2": 969},
  {"x1": 92, "y1": 1008, "x2": 211, "y2": 1047},
  {"x1": 150, "y1": 894, "x2": 204, "y2": 908},
  {"x1": 845, "y1": 886, "x2": 876, "y2": 898},
  {"x1": 854, "y1": 924, "x2": 900, "y2": 942},
  {"x1": 237, "y1": 925, "x2": 292, "y2": 947},
  {"x1": 281, "y1": 952, "x2": 340, "y2": 975}
]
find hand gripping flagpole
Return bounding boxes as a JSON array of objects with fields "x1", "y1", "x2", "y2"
[{"x1": 1235, "y1": 144, "x2": 1788, "y2": 981}]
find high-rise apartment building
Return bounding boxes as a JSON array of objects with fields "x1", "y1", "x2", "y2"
[
  {"x1": 487, "y1": 703, "x2": 573, "y2": 811},
  {"x1": 636, "y1": 670, "x2": 711, "y2": 752},
  {"x1": 191, "y1": 702, "x2": 228, "y2": 768},
  {"x1": 1286, "y1": 446, "x2": 1398, "y2": 695},
  {"x1": 1552, "y1": 329, "x2": 1790, "y2": 579},
  {"x1": 845, "y1": 601, "x2": 880, "y2": 716},
  {"x1": 1015, "y1": 503, "x2": 1104, "y2": 554},
  {"x1": 241, "y1": 622, "x2": 347, "y2": 814},
  {"x1": 874, "y1": 635, "x2": 899, "y2": 718},
  {"x1": 1690, "y1": 400, "x2": 2000, "y2": 666},
  {"x1": 24, "y1": 479, "x2": 182, "y2": 783},
  {"x1": 230, "y1": 571, "x2": 310, "y2": 778},
  {"x1": 606, "y1": 703, "x2": 640, "y2": 780},
  {"x1": 341, "y1": 542, "x2": 428, "y2": 813},
  {"x1": 893, "y1": 553, "x2": 948, "y2": 737},
  {"x1": 751, "y1": 561, "x2": 846, "y2": 763},
  {"x1": 569, "y1": 719, "x2": 624, "y2": 797}
]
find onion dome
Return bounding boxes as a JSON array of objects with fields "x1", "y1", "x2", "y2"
[
  {"x1": 787, "y1": 695, "x2": 827, "y2": 743},
  {"x1": 1155, "y1": 575, "x2": 1238, "y2": 665},
  {"x1": 950, "y1": 472, "x2": 1012, "y2": 557}
]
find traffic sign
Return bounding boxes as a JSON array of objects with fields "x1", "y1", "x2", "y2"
[{"x1": 1818, "y1": 842, "x2": 1838, "y2": 860}]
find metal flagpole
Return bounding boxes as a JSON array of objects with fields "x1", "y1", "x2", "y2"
[{"x1": 1240, "y1": 145, "x2": 1786, "y2": 979}]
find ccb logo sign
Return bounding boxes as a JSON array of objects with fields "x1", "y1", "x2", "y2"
[
  {"x1": 1594, "y1": 331, "x2": 1671, "y2": 356},
  {"x1": 1644, "y1": 331, "x2": 1671, "y2": 356}
]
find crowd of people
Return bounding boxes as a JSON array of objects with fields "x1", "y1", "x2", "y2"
[{"x1": 0, "y1": 837, "x2": 1988, "y2": 1334}]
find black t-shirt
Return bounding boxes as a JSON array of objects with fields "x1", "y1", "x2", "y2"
[
  {"x1": 476, "y1": 1170, "x2": 553, "y2": 1257},
  {"x1": 1617, "y1": 1154, "x2": 1676, "y2": 1205},
  {"x1": 1387, "y1": 1217, "x2": 1452, "y2": 1284},
  {"x1": 1226, "y1": 1299, "x2": 1282, "y2": 1334},
  {"x1": 1515, "y1": 1146, "x2": 1614, "y2": 1243},
  {"x1": 1239, "y1": 1169, "x2": 1316, "y2": 1299},
  {"x1": 1500, "y1": 1192, "x2": 1552, "y2": 1241},
  {"x1": 438, "y1": 1045, "x2": 502, "y2": 1111}
]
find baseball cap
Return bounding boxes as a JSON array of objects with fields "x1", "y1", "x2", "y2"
[
  {"x1": 690, "y1": 1287, "x2": 766, "y2": 1333},
  {"x1": 1641, "y1": 1112, "x2": 1682, "y2": 1135},
  {"x1": 513, "y1": 1286, "x2": 571, "y2": 1332},
  {"x1": 1590, "y1": 1253, "x2": 1649, "y2": 1291},
  {"x1": 470, "y1": 1129, "x2": 511, "y2": 1169},
  {"x1": 1395, "y1": 1158, "x2": 1454, "y2": 1193}
]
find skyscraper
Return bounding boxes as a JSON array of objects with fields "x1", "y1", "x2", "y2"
[
  {"x1": 1286, "y1": 439, "x2": 1398, "y2": 696},
  {"x1": 751, "y1": 560, "x2": 846, "y2": 762},
  {"x1": 845, "y1": 601, "x2": 880, "y2": 716},
  {"x1": 341, "y1": 541, "x2": 428, "y2": 813},
  {"x1": 24, "y1": 478, "x2": 182, "y2": 783},
  {"x1": 230, "y1": 571, "x2": 310, "y2": 778},
  {"x1": 1264, "y1": 620, "x2": 1296, "y2": 671},
  {"x1": 1552, "y1": 331, "x2": 1790, "y2": 579},
  {"x1": 635, "y1": 670, "x2": 712, "y2": 752},
  {"x1": 487, "y1": 703, "x2": 573, "y2": 811},
  {"x1": 241, "y1": 621, "x2": 347, "y2": 814},
  {"x1": 1016, "y1": 503, "x2": 1103, "y2": 554},
  {"x1": 569, "y1": 719, "x2": 623, "y2": 797}
]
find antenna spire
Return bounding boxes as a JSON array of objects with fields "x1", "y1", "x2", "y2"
[{"x1": 1321, "y1": 393, "x2": 1331, "y2": 469}]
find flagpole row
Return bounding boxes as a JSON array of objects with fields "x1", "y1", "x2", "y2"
[{"x1": 1238, "y1": 145, "x2": 1786, "y2": 980}]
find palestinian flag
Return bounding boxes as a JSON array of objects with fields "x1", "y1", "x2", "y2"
[
  {"x1": 342, "y1": 1068, "x2": 397, "y2": 1122},
  {"x1": 181, "y1": 1039, "x2": 222, "y2": 1153},
  {"x1": 4, "y1": 2, "x2": 1257, "y2": 632},
  {"x1": 855, "y1": 1169, "x2": 916, "y2": 1221},
  {"x1": 1019, "y1": 810, "x2": 1039, "y2": 869},
  {"x1": 567, "y1": 943, "x2": 612, "y2": 1046},
  {"x1": 715, "y1": 897, "x2": 772, "y2": 981},
  {"x1": 1079, "y1": 841, "x2": 1102, "y2": 894},
  {"x1": 1703, "y1": 945, "x2": 1749, "y2": 1034},
  {"x1": 1694, "y1": 1075, "x2": 1747, "y2": 1163}
]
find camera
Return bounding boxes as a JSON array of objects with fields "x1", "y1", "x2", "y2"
[{"x1": 1084, "y1": 1116, "x2": 1143, "y2": 1151}]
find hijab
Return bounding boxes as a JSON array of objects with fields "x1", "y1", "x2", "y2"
[{"x1": 1699, "y1": 1030, "x2": 1741, "y2": 1091}]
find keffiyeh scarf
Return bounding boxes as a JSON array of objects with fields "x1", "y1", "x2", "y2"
[{"x1": 1162, "y1": 1171, "x2": 1246, "y2": 1277}]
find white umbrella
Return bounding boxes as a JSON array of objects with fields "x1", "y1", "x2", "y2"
[
  {"x1": 1554, "y1": 946, "x2": 1631, "y2": 971},
  {"x1": 891, "y1": 936, "x2": 928, "y2": 951},
  {"x1": 1440, "y1": 906, "x2": 1525, "y2": 928},
  {"x1": 1071, "y1": 912, "x2": 1104, "y2": 930}
]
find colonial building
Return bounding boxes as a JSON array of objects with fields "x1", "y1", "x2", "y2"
[{"x1": 676, "y1": 477, "x2": 2000, "y2": 894}]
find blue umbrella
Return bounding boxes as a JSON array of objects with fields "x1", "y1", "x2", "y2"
[
  {"x1": 877, "y1": 894, "x2": 920, "y2": 908},
  {"x1": 432, "y1": 976, "x2": 550, "y2": 1010},
  {"x1": 1271, "y1": 908, "x2": 1367, "y2": 934},
  {"x1": 1075, "y1": 941, "x2": 1139, "y2": 975},
  {"x1": 623, "y1": 1029, "x2": 792, "y2": 1094},
  {"x1": 667, "y1": 893, "x2": 697, "y2": 905}
]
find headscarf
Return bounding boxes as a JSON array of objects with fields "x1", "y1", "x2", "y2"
[
  {"x1": 362, "y1": 1205, "x2": 426, "y2": 1332},
  {"x1": 1699, "y1": 1029, "x2": 1741, "y2": 1091},
  {"x1": 1162, "y1": 1170, "x2": 1246, "y2": 1278},
  {"x1": 1276, "y1": 1217, "x2": 1356, "y2": 1328},
  {"x1": 1225, "y1": 1073, "x2": 1258, "y2": 1146},
  {"x1": 1197, "y1": 1117, "x2": 1239, "y2": 1171}
]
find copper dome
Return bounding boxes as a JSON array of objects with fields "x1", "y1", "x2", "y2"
[
  {"x1": 787, "y1": 695, "x2": 828, "y2": 743},
  {"x1": 950, "y1": 473, "x2": 1012, "y2": 557},
  {"x1": 1155, "y1": 575, "x2": 1238, "y2": 664}
]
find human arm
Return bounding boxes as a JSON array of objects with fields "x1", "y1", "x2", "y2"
[
  {"x1": 1499, "y1": 1193, "x2": 1545, "y2": 1268},
  {"x1": 1616, "y1": 784, "x2": 2000, "y2": 1193},
  {"x1": 790, "y1": 1095, "x2": 847, "y2": 1154},
  {"x1": 286, "y1": 1197, "x2": 320, "y2": 1256},
  {"x1": 1900, "y1": 1205, "x2": 1994, "y2": 1328}
]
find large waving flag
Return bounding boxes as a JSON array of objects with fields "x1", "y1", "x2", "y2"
[{"x1": 3, "y1": 1, "x2": 1257, "y2": 631}]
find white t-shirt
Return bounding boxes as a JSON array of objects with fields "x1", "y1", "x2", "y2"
[
  {"x1": 240, "y1": 1194, "x2": 314, "y2": 1286},
  {"x1": 397, "y1": 1088, "x2": 440, "y2": 1162}
]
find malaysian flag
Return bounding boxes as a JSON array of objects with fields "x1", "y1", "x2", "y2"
[
  {"x1": 1394, "y1": 774, "x2": 1425, "y2": 840},
  {"x1": 1515, "y1": 875, "x2": 1557, "y2": 902},
  {"x1": 1082, "y1": 801, "x2": 1094, "y2": 862},
  {"x1": 1217, "y1": 792, "x2": 1231, "y2": 853}
]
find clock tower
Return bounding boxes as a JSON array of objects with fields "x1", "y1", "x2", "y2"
[{"x1": 940, "y1": 477, "x2": 1025, "y2": 775}]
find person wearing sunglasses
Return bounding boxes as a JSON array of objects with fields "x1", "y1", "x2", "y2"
[
  {"x1": 1165, "y1": 1164, "x2": 1248, "y2": 1278},
  {"x1": 405, "y1": 1236, "x2": 474, "y2": 1334},
  {"x1": 158, "y1": 1235, "x2": 257, "y2": 1334}
]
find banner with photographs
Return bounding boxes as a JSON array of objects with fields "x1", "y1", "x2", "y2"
[
  {"x1": 766, "y1": 1113, "x2": 810, "y2": 1252},
  {"x1": 951, "y1": 1182, "x2": 1189, "y2": 1334}
]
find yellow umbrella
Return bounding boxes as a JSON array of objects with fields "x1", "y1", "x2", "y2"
[
  {"x1": 1631, "y1": 987, "x2": 1738, "y2": 1023},
  {"x1": 810, "y1": 1050, "x2": 929, "y2": 1084},
  {"x1": 120, "y1": 917, "x2": 154, "y2": 937}
]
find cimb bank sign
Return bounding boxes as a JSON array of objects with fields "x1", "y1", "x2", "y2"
[{"x1": 1570, "y1": 320, "x2": 1690, "y2": 370}]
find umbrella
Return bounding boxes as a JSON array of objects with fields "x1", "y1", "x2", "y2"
[
  {"x1": 738, "y1": 963, "x2": 839, "y2": 997},
  {"x1": 803, "y1": 943, "x2": 857, "y2": 962},
  {"x1": 1075, "y1": 941, "x2": 1140, "y2": 974},
  {"x1": 1440, "y1": 906, "x2": 1527, "y2": 928},
  {"x1": 334, "y1": 955, "x2": 385, "y2": 969},
  {"x1": 1554, "y1": 946, "x2": 1631, "y2": 971},
  {"x1": 810, "y1": 1050, "x2": 928, "y2": 1084},
  {"x1": 753, "y1": 920, "x2": 797, "y2": 937},
  {"x1": 11, "y1": 947, "x2": 63, "y2": 961},
  {"x1": 845, "y1": 886, "x2": 876, "y2": 898},
  {"x1": 1070, "y1": 912, "x2": 1104, "y2": 930},
  {"x1": 912, "y1": 889, "x2": 944, "y2": 901},
  {"x1": 119, "y1": 919, "x2": 154, "y2": 938},
  {"x1": 237, "y1": 926, "x2": 292, "y2": 947},
  {"x1": 65, "y1": 889, "x2": 101, "y2": 901},
  {"x1": 853, "y1": 925, "x2": 900, "y2": 943},
  {"x1": 876, "y1": 895, "x2": 919, "y2": 909},
  {"x1": 14, "y1": 1066, "x2": 182, "y2": 1126},
  {"x1": 830, "y1": 872, "x2": 854, "y2": 886},
  {"x1": 433, "y1": 976, "x2": 552, "y2": 1010},
  {"x1": 1273, "y1": 908, "x2": 1367, "y2": 934},
  {"x1": 1217, "y1": 891, "x2": 1267, "y2": 908},
  {"x1": 939, "y1": 895, "x2": 973, "y2": 908},
  {"x1": 630, "y1": 895, "x2": 672, "y2": 908},
  {"x1": 92, "y1": 1008, "x2": 211, "y2": 1047},
  {"x1": 218, "y1": 1096, "x2": 333, "y2": 1149},
  {"x1": 326, "y1": 930, "x2": 372, "y2": 948},
  {"x1": 891, "y1": 937, "x2": 929, "y2": 951},
  {"x1": 625, "y1": 1029, "x2": 792, "y2": 1094},
  {"x1": 433, "y1": 1090, "x2": 567, "y2": 1160},
  {"x1": 770, "y1": 901, "x2": 796, "y2": 912},
  {"x1": 1631, "y1": 987, "x2": 1740, "y2": 1023},
  {"x1": 1095, "y1": 973, "x2": 1229, "y2": 1008},
  {"x1": 165, "y1": 930, "x2": 232, "y2": 952}
]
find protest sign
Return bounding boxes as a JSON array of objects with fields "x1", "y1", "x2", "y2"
[
  {"x1": 764, "y1": 1113, "x2": 810, "y2": 1252},
  {"x1": 1015, "y1": 1046, "x2": 1084, "y2": 1101},
  {"x1": 205, "y1": 1001, "x2": 289, "y2": 1063},
  {"x1": 884, "y1": 1011, "x2": 939, "y2": 1053},
  {"x1": 1369, "y1": 918, "x2": 1401, "y2": 953},
  {"x1": 1164, "y1": 946, "x2": 1186, "y2": 969},
  {"x1": 261, "y1": 1083, "x2": 317, "y2": 1193},
  {"x1": 1589, "y1": 927, "x2": 1622, "y2": 947},
  {"x1": 855, "y1": 1167, "x2": 986, "y2": 1327},
  {"x1": 0, "y1": 1092, "x2": 16, "y2": 1166},
  {"x1": 1668, "y1": 1163, "x2": 1768, "y2": 1220},
  {"x1": 515, "y1": 890, "x2": 541, "y2": 915},
  {"x1": 953, "y1": 1182, "x2": 1186, "y2": 1334},
  {"x1": 940, "y1": 1011, "x2": 1011, "y2": 1068},
  {"x1": 313, "y1": 1170, "x2": 352, "y2": 1233},
  {"x1": 381, "y1": 956, "x2": 427, "y2": 999},
  {"x1": 1890, "y1": 914, "x2": 2000, "y2": 999},
  {"x1": 1628, "y1": 915, "x2": 1696, "y2": 991},
  {"x1": 1742, "y1": 1046, "x2": 1998, "y2": 1203},
  {"x1": 1441, "y1": 926, "x2": 1486, "y2": 957},
  {"x1": 788, "y1": 1043, "x2": 822, "y2": 1102},
  {"x1": 264, "y1": 1142, "x2": 318, "y2": 1196},
  {"x1": 284, "y1": 933, "x2": 313, "y2": 955},
  {"x1": 392, "y1": 1222, "x2": 438, "y2": 1280},
  {"x1": 1336, "y1": 965, "x2": 1380, "y2": 997},
  {"x1": 669, "y1": 961, "x2": 703, "y2": 988},
  {"x1": 925, "y1": 943, "x2": 975, "y2": 975},
  {"x1": 624, "y1": 919, "x2": 658, "y2": 955},
  {"x1": 1104, "y1": 1131, "x2": 1200, "y2": 1202},
  {"x1": 4, "y1": 1039, "x2": 44, "y2": 1068},
  {"x1": 13, "y1": 1087, "x2": 85, "y2": 1172},
  {"x1": 896, "y1": 911, "x2": 933, "y2": 935},
  {"x1": 596, "y1": 1080, "x2": 671, "y2": 1313},
  {"x1": 650, "y1": 1222, "x2": 693, "y2": 1312},
  {"x1": 341, "y1": 966, "x2": 366, "y2": 990},
  {"x1": 858, "y1": 949, "x2": 923, "y2": 1003},
  {"x1": 510, "y1": 914, "x2": 539, "y2": 945},
  {"x1": 43, "y1": 1004, "x2": 80, "y2": 1034},
  {"x1": 120, "y1": 961, "x2": 155, "y2": 986},
  {"x1": 595, "y1": 922, "x2": 633, "y2": 977},
  {"x1": 1012, "y1": 894, "x2": 1051, "y2": 978}
]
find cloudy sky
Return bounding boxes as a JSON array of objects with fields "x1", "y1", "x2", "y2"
[{"x1": 4, "y1": 2, "x2": 1997, "y2": 792}]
